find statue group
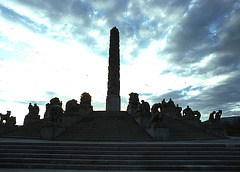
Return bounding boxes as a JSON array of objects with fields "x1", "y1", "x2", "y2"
[
  {"x1": 22, "y1": 92, "x2": 93, "y2": 127},
  {"x1": 127, "y1": 92, "x2": 208, "y2": 128},
  {"x1": 209, "y1": 110, "x2": 222, "y2": 124},
  {"x1": 128, "y1": 92, "x2": 201, "y2": 121},
  {"x1": 0, "y1": 111, "x2": 16, "y2": 126}
]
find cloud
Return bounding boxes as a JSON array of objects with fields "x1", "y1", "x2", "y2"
[
  {"x1": 45, "y1": 91, "x2": 58, "y2": 98},
  {"x1": 148, "y1": 73, "x2": 240, "y2": 120},
  {"x1": 0, "y1": 0, "x2": 239, "y2": 124}
]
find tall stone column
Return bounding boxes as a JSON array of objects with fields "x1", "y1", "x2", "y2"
[{"x1": 106, "y1": 27, "x2": 121, "y2": 111}]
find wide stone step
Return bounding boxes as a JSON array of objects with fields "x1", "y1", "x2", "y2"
[
  {"x1": 1, "y1": 157, "x2": 240, "y2": 165},
  {"x1": 1, "y1": 153, "x2": 240, "y2": 160},
  {"x1": 0, "y1": 141, "x2": 239, "y2": 171},
  {"x1": 1, "y1": 145, "x2": 239, "y2": 151},
  {"x1": 1, "y1": 162, "x2": 240, "y2": 171},
  {"x1": 1, "y1": 149, "x2": 239, "y2": 156}
]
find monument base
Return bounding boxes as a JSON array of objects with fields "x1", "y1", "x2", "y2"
[
  {"x1": 147, "y1": 126, "x2": 169, "y2": 141},
  {"x1": 127, "y1": 104, "x2": 138, "y2": 116},
  {"x1": 106, "y1": 95, "x2": 120, "y2": 111},
  {"x1": 41, "y1": 121, "x2": 65, "y2": 140},
  {"x1": 134, "y1": 115, "x2": 151, "y2": 128}
]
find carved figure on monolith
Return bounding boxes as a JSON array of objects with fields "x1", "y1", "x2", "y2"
[{"x1": 106, "y1": 27, "x2": 121, "y2": 111}]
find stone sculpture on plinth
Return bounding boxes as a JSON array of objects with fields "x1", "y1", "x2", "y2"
[
  {"x1": 127, "y1": 92, "x2": 140, "y2": 116},
  {"x1": 0, "y1": 111, "x2": 16, "y2": 135},
  {"x1": 24, "y1": 103, "x2": 41, "y2": 126},
  {"x1": 41, "y1": 97, "x2": 64, "y2": 139},
  {"x1": 79, "y1": 92, "x2": 93, "y2": 116},
  {"x1": 204, "y1": 110, "x2": 226, "y2": 137},
  {"x1": 106, "y1": 27, "x2": 121, "y2": 111},
  {"x1": 0, "y1": 111, "x2": 16, "y2": 127}
]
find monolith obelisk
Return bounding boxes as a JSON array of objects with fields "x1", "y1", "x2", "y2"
[{"x1": 106, "y1": 27, "x2": 121, "y2": 111}]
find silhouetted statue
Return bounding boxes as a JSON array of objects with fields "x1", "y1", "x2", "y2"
[
  {"x1": 50, "y1": 97, "x2": 62, "y2": 106},
  {"x1": 161, "y1": 99, "x2": 167, "y2": 112},
  {"x1": 215, "y1": 110, "x2": 222, "y2": 122},
  {"x1": 44, "y1": 97, "x2": 63, "y2": 122},
  {"x1": 33, "y1": 103, "x2": 40, "y2": 116},
  {"x1": 183, "y1": 106, "x2": 194, "y2": 118},
  {"x1": 28, "y1": 103, "x2": 34, "y2": 114},
  {"x1": 175, "y1": 104, "x2": 182, "y2": 118},
  {"x1": 0, "y1": 111, "x2": 16, "y2": 126},
  {"x1": 128, "y1": 92, "x2": 140, "y2": 106},
  {"x1": 150, "y1": 111, "x2": 163, "y2": 124},
  {"x1": 209, "y1": 111, "x2": 216, "y2": 124},
  {"x1": 27, "y1": 103, "x2": 40, "y2": 116},
  {"x1": 151, "y1": 103, "x2": 161, "y2": 116},
  {"x1": 49, "y1": 105, "x2": 63, "y2": 123},
  {"x1": 65, "y1": 99, "x2": 79, "y2": 115},
  {"x1": 24, "y1": 103, "x2": 40, "y2": 126},
  {"x1": 135, "y1": 100, "x2": 151, "y2": 117},
  {"x1": 193, "y1": 110, "x2": 201, "y2": 120},
  {"x1": 150, "y1": 103, "x2": 163, "y2": 125},
  {"x1": 127, "y1": 92, "x2": 140, "y2": 116},
  {"x1": 141, "y1": 100, "x2": 150, "y2": 113},
  {"x1": 80, "y1": 92, "x2": 92, "y2": 105}
]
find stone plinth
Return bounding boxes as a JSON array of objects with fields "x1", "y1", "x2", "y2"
[
  {"x1": 127, "y1": 105, "x2": 138, "y2": 116},
  {"x1": 106, "y1": 95, "x2": 120, "y2": 111},
  {"x1": 134, "y1": 115, "x2": 151, "y2": 128},
  {"x1": 24, "y1": 115, "x2": 41, "y2": 126},
  {"x1": 63, "y1": 115, "x2": 82, "y2": 127},
  {"x1": 41, "y1": 121, "x2": 65, "y2": 140},
  {"x1": 147, "y1": 126, "x2": 169, "y2": 141},
  {"x1": 182, "y1": 118, "x2": 201, "y2": 128},
  {"x1": 208, "y1": 123, "x2": 227, "y2": 138}
]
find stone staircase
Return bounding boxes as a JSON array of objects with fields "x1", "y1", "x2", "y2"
[
  {"x1": 0, "y1": 141, "x2": 240, "y2": 171},
  {"x1": 57, "y1": 111, "x2": 153, "y2": 141},
  {"x1": 161, "y1": 115, "x2": 220, "y2": 140}
]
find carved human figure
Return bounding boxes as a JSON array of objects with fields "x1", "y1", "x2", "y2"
[
  {"x1": 151, "y1": 103, "x2": 161, "y2": 116},
  {"x1": 27, "y1": 103, "x2": 39, "y2": 116},
  {"x1": 50, "y1": 97, "x2": 62, "y2": 107},
  {"x1": 80, "y1": 92, "x2": 92, "y2": 105},
  {"x1": 134, "y1": 100, "x2": 151, "y2": 116},
  {"x1": 0, "y1": 111, "x2": 16, "y2": 126},
  {"x1": 141, "y1": 100, "x2": 150, "y2": 113},
  {"x1": 33, "y1": 103, "x2": 40, "y2": 116},
  {"x1": 168, "y1": 98, "x2": 175, "y2": 108},
  {"x1": 209, "y1": 111, "x2": 216, "y2": 124},
  {"x1": 161, "y1": 99, "x2": 167, "y2": 112},
  {"x1": 175, "y1": 104, "x2": 182, "y2": 118},
  {"x1": 28, "y1": 103, "x2": 34, "y2": 114},
  {"x1": 128, "y1": 92, "x2": 140, "y2": 106},
  {"x1": 49, "y1": 105, "x2": 63, "y2": 123},
  {"x1": 215, "y1": 110, "x2": 222, "y2": 122},
  {"x1": 65, "y1": 99, "x2": 78, "y2": 114},
  {"x1": 183, "y1": 106, "x2": 194, "y2": 117},
  {"x1": 44, "y1": 97, "x2": 63, "y2": 120},
  {"x1": 193, "y1": 110, "x2": 201, "y2": 120},
  {"x1": 150, "y1": 111, "x2": 163, "y2": 124}
]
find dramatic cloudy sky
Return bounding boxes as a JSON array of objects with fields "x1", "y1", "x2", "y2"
[{"x1": 0, "y1": 0, "x2": 240, "y2": 124}]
